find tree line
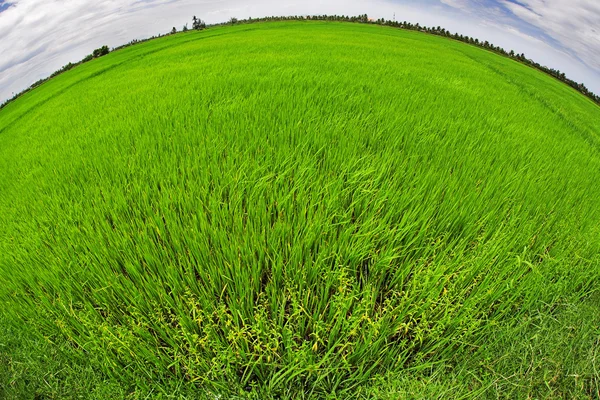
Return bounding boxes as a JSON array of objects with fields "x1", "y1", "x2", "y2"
[
  {"x1": 213, "y1": 14, "x2": 600, "y2": 105},
  {"x1": 1, "y1": 45, "x2": 110, "y2": 109},
  {"x1": 1, "y1": 14, "x2": 598, "y2": 110}
]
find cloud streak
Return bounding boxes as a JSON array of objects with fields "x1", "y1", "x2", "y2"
[
  {"x1": 0, "y1": 0, "x2": 598, "y2": 103},
  {"x1": 502, "y1": 0, "x2": 600, "y2": 69},
  {"x1": 436, "y1": 0, "x2": 600, "y2": 76}
]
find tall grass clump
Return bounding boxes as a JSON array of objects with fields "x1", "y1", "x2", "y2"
[{"x1": 1, "y1": 21, "x2": 599, "y2": 398}]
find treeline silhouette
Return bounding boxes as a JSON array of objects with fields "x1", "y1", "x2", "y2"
[
  {"x1": 1, "y1": 14, "x2": 598, "y2": 110},
  {"x1": 217, "y1": 14, "x2": 600, "y2": 105},
  {"x1": 1, "y1": 45, "x2": 111, "y2": 110}
]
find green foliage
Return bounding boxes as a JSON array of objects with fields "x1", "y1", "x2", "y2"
[
  {"x1": 1, "y1": 22, "x2": 599, "y2": 398},
  {"x1": 92, "y1": 45, "x2": 110, "y2": 58},
  {"x1": 192, "y1": 16, "x2": 206, "y2": 30}
]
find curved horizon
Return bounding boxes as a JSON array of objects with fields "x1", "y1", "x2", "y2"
[{"x1": 0, "y1": 0, "x2": 599, "y2": 104}]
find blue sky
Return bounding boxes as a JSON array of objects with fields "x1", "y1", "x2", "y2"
[
  {"x1": 434, "y1": 0, "x2": 600, "y2": 70},
  {"x1": 0, "y1": 1, "x2": 11, "y2": 13},
  {"x1": 0, "y1": 0, "x2": 599, "y2": 103}
]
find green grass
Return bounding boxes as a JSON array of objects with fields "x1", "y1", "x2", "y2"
[{"x1": 1, "y1": 21, "x2": 599, "y2": 398}]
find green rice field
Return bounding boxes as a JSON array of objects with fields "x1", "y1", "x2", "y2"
[{"x1": 1, "y1": 21, "x2": 599, "y2": 399}]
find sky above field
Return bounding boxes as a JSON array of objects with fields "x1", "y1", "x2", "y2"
[{"x1": 0, "y1": 0, "x2": 599, "y2": 103}]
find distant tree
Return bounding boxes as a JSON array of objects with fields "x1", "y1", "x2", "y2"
[
  {"x1": 192, "y1": 16, "x2": 206, "y2": 30},
  {"x1": 183, "y1": 23, "x2": 188, "y2": 32},
  {"x1": 92, "y1": 45, "x2": 109, "y2": 58},
  {"x1": 171, "y1": 26, "x2": 177, "y2": 34},
  {"x1": 229, "y1": 17, "x2": 238, "y2": 25}
]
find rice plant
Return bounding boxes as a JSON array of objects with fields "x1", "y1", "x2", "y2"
[{"x1": 1, "y1": 21, "x2": 599, "y2": 398}]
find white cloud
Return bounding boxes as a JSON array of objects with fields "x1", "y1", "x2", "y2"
[
  {"x1": 0, "y1": 0, "x2": 388, "y2": 101},
  {"x1": 502, "y1": 0, "x2": 600, "y2": 71},
  {"x1": 0, "y1": 0, "x2": 598, "y2": 103},
  {"x1": 431, "y1": 0, "x2": 600, "y2": 91},
  {"x1": 440, "y1": 0, "x2": 471, "y2": 8}
]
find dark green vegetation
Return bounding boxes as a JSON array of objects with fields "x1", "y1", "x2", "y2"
[{"x1": 1, "y1": 21, "x2": 599, "y2": 398}]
